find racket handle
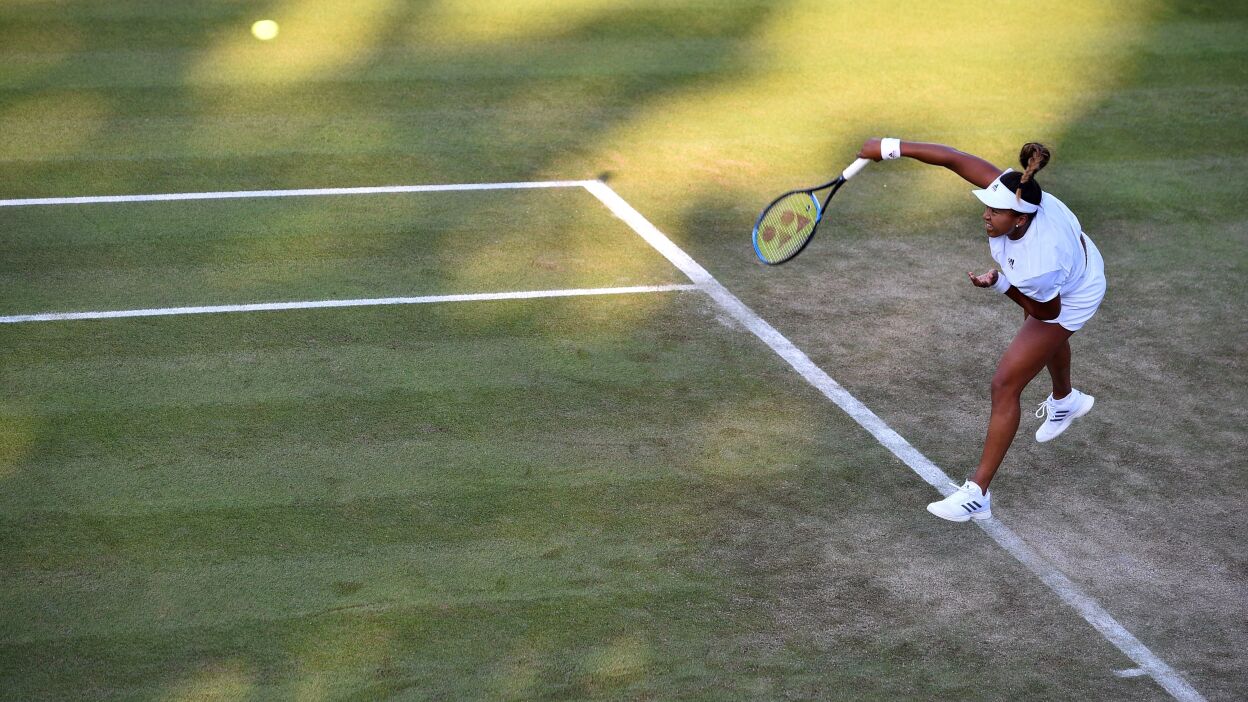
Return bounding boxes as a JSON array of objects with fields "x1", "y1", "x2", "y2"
[{"x1": 841, "y1": 158, "x2": 871, "y2": 181}]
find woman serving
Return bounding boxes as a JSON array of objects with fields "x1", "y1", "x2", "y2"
[{"x1": 859, "y1": 138, "x2": 1107, "y2": 522}]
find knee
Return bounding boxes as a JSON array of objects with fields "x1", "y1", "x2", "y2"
[{"x1": 990, "y1": 373, "x2": 1023, "y2": 402}]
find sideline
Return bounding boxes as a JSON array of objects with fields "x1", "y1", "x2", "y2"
[{"x1": 583, "y1": 179, "x2": 1205, "y2": 702}]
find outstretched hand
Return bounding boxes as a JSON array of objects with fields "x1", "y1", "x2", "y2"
[{"x1": 967, "y1": 270, "x2": 999, "y2": 288}]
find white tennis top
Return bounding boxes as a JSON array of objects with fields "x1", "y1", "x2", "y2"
[{"x1": 988, "y1": 181, "x2": 1094, "y2": 303}]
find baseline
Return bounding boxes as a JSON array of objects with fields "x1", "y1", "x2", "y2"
[{"x1": 582, "y1": 180, "x2": 1205, "y2": 702}]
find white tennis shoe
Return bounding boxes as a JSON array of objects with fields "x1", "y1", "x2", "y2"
[
  {"x1": 1035, "y1": 390, "x2": 1095, "y2": 443},
  {"x1": 926, "y1": 481, "x2": 992, "y2": 522}
]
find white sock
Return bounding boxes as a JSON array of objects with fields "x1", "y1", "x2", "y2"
[{"x1": 1051, "y1": 390, "x2": 1078, "y2": 407}]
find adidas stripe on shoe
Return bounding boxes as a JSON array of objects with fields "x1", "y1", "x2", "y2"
[
  {"x1": 926, "y1": 481, "x2": 992, "y2": 522},
  {"x1": 1035, "y1": 390, "x2": 1095, "y2": 443}
]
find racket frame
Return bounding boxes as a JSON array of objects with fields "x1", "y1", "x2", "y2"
[{"x1": 751, "y1": 157, "x2": 870, "y2": 265}]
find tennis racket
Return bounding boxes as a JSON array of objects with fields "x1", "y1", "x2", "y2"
[{"x1": 752, "y1": 157, "x2": 871, "y2": 264}]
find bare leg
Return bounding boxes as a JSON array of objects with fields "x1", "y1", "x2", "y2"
[
  {"x1": 970, "y1": 318, "x2": 1074, "y2": 491},
  {"x1": 1047, "y1": 338, "x2": 1072, "y2": 400}
]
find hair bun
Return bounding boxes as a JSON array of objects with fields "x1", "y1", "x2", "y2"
[
  {"x1": 1018, "y1": 140, "x2": 1048, "y2": 171},
  {"x1": 1019, "y1": 142, "x2": 1050, "y2": 184}
]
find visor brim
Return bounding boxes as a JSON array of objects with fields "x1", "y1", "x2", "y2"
[{"x1": 972, "y1": 186, "x2": 1039, "y2": 214}]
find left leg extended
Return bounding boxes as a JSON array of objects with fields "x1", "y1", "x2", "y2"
[{"x1": 970, "y1": 318, "x2": 1074, "y2": 491}]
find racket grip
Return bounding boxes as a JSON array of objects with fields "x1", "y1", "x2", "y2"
[{"x1": 841, "y1": 158, "x2": 871, "y2": 181}]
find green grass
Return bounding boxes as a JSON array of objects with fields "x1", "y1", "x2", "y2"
[
  {"x1": 0, "y1": 292, "x2": 1157, "y2": 700},
  {"x1": 2, "y1": 0, "x2": 1246, "y2": 700}
]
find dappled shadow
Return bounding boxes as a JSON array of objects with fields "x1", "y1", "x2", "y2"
[
  {"x1": 0, "y1": 1, "x2": 799, "y2": 700},
  {"x1": 666, "y1": 2, "x2": 1246, "y2": 698},
  {"x1": 3, "y1": 0, "x2": 1246, "y2": 698}
]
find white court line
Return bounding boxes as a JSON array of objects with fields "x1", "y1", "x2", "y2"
[
  {"x1": 582, "y1": 180, "x2": 1206, "y2": 702},
  {"x1": 0, "y1": 284, "x2": 698, "y2": 324},
  {"x1": 0, "y1": 179, "x2": 596, "y2": 207},
  {"x1": 2, "y1": 177, "x2": 1206, "y2": 700}
]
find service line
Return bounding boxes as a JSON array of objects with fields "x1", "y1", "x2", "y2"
[
  {"x1": 0, "y1": 284, "x2": 698, "y2": 324},
  {"x1": 0, "y1": 180, "x2": 597, "y2": 207}
]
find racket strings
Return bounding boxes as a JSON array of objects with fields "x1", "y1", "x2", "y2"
[{"x1": 754, "y1": 192, "x2": 820, "y2": 263}]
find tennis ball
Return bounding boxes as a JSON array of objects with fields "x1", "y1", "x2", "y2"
[{"x1": 251, "y1": 19, "x2": 279, "y2": 41}]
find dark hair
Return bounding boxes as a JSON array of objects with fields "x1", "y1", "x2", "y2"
[{"x1": 1001, "y1": 142, "x2": 1050, "y2": 210}]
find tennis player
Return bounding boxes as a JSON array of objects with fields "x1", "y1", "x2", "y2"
[{"x1": 858, "y1": 138, "x2": 1107, "y2": 521}]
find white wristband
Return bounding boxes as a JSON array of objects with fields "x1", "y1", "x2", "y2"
[
  {"x1": 992, "y1": 271, "x2": 1011, "y2": 294},
  {"x1": 880, "y1": 137, "x2": 902, "y2": 160}
]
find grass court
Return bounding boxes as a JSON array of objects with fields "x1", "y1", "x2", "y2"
[{"x1": 1, "y1": 1, "x2": 1245, "y2": 700}]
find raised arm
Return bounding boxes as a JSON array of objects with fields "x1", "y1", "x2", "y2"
[{"x1": 858, "y1": 138, "x2": 1002, "y2": 188}]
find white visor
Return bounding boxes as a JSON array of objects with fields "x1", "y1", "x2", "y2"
[{"x1": 972, "y1": 174, "x2": 1040, "y2": 213}]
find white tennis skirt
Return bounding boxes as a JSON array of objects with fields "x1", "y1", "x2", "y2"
[{"x1": 1046, "y1": 234, "x2": 1106, "y2": 332}]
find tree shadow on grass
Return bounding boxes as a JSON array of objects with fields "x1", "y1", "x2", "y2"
[
  {"x1": 669, "y1": 2, "x2": 1247, "y2": 699},
  {"x1": 0, "y1": 2, "x2": 838, "y2": 700}
]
